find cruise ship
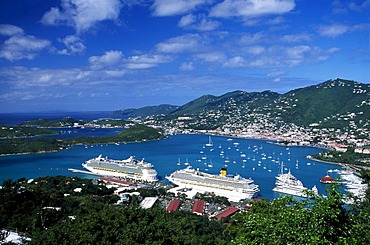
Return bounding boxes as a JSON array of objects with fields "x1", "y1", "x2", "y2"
[
  {"x1": 273, "y1": 165, "x2": 318, "y2": 198},
  {"x1": 166, "y1": 167, "x2": 259, "y2": 202},
  {"x1": 82, "y1": 155, "x2": 158, "y2": 182}
]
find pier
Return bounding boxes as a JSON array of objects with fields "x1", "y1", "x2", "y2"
[{"x1": 68, "y1": 168, "x2": 101, "y2": 176}]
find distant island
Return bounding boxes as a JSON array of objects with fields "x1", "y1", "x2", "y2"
[{"x1": 1, "y1": 78, "x2": 369, "y2": 168}]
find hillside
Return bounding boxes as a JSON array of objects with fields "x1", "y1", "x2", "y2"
[
  {"x1": 275, "y1": 79, "x2": 370, "y2": 126},
  {"x1": 172, "y1": 90, "x2": 279, "y2": 115},
  {"x1": 167, "y1": 78, "x2": 369, "y2": 129}
]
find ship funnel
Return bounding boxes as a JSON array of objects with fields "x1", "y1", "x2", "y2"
[{"x1": 220, "y1": 168, "x2": 227, "y2": 177}]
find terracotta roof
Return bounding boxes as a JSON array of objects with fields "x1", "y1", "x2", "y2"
[
  {"x1": 215, "y1": 206, "x2": 239, "y2": 221},
  {"x1": 320, "y1": 175, "x2": 334, "y2": 183},
  {"x1": 192, "y1": 199, "x2": 205, "y2": 215},
  {"x1": 99, "y1": 177, "x2": 137, "y2": 186},
  {"x1": 166, "y1": 199, "x2": 181, "y2": 212}
]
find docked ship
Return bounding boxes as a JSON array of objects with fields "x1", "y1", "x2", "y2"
[
  {"x1": 273, "y1": 164, "x2": 318, "y2": 198},
  {"x1": 166, "y1": 167, "x2": 259, "y2": 202},
  {"x1": 82, "y1": 155, "x2": 158, "y2": 182}
]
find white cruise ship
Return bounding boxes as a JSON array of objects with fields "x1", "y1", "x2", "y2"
[
  {"x1": 273, "y1": 165, "x2": 318, "y2": 198},
  {"x1": 166, "y1": 167, "x2": 259, "y2": 202},
  {"x1": 82, "y1": 155, "x2": 158, "y2": 182}
]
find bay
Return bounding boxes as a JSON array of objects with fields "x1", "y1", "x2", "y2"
[{"x1": 0, "y1": 133, "x2": 343, "y2": 200}]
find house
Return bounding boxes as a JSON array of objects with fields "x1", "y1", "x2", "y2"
[
  {"x1": 214, "y1": 206, "x2": 239, "y2": 221},
  {"x1": 166, "y1": 199, "x2": 181, "y2": 213},
  {"x1": 192, "y1": 199, "x2": 205, "y2": 215}
]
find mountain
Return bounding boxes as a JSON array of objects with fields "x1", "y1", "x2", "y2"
[
  {"x1": 114, "y1": 104, "x2": 179, "y2": 118},
  {"x1": 172, "y1": 90, "x2": 279, "y2": 115},
  {"x1": 167, "y1": 78, "x2": 370, "y2": 129}
]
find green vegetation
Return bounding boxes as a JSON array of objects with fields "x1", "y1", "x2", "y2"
[
  {"x1": 65, "y1": 124, "x2": 165, "y2": 145},
  {"x1": 1, "y1": 173, "x2": 370, "y2": 244},
  {"x1": 0, "y1": 124, "x2": 164, "y2": 155},
  {"x1": 0, "y1": 176, "x2": 230, "y2": 244},
  {"x1": 115, "y1": 104, "x2": 179, "y2": 118},
  {"x1": 0, "y1": 125, "x2": 58, "y2": 138},
  {"x1": 0, "y1": 138, "x2": 64, "y2": 155},
  {"x1": 315, "y1": 147, "x2": 370, "y2": 166},
  {"x1": 20, "y1": 117, "x2": 86, "y2": 128}
]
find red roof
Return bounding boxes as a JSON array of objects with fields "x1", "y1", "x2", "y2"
[
  {"x1": 192, "y1": 200, "x2": 205, "y2": 215},
  {"x1": 320, "y1": 175, "x2": 334, "y2": 183},
  {"x1": 215, "y1": 206, "x2": 239, "y2": 221},
  {"x1": 166, "y1": 199, "x2": 181, "y2": 212},
  {"x1": 99, "y1": 177, "x2": 137, "y2": 186}
]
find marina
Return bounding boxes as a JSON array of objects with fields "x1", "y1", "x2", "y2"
[{"x1": 0, "y1": 133, "x2": 357, "y2": 200}]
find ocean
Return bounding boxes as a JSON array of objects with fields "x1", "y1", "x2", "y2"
[{"x1": 0, "y1": 130, "x2": 343, "y2": 200}]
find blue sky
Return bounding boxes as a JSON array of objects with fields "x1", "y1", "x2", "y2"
[{"x1": 0, "y1": 0, "x2": 369, "y2": 112}]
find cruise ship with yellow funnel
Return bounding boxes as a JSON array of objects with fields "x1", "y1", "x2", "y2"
[{"x1": 166, "y1": 167, "x2": 259, "y2": 202}]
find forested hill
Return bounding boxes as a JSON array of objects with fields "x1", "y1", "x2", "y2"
[{"x1": 116, "y1": 78, "x2": 369, "y2": 128}]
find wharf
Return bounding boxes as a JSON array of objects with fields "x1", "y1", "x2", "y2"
[{"x1": 68, "y1": 168, "x2": 101, "y2": 176}]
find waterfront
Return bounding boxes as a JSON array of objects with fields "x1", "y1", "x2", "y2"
[{"x1": 0, "y1": 133, "x2": 344, "y2": 200}]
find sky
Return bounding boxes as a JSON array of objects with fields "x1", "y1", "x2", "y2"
[{"x1": 0, "y1": 0, "x2": 369, "y2": 112}]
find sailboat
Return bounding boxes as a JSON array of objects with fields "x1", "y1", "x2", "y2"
[
  {"x1": 184, "y1": 158, "x2": 189, "y2": 166},
  {"x1": 206, "y1": 136, "x2": 213, "y2": 147},
  {"x1": 177, "y1": 158, "x2": 181, "y2": 166}
]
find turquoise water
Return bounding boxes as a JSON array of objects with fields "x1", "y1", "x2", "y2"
[{"x1": 0, "y1": 134, "x2": 343, "y2": 200}]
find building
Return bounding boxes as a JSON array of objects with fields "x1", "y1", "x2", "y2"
[
  {"x1": 215, "y1": 206, "x2": 239, "y2": 221},
  {"x1": 166, "y1": 199, "x2": 181, "y2": 213},
  {"x1": 192, "y1": 199, "x2": 205, "y2": 215},
  {"x1": 140, "y1": 197, "x2": 158, "y2": 209}
]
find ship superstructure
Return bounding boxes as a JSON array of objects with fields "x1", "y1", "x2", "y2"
[
  {"x1": 166, "y1": 167, "x2": 259, "y2": 202},
  {"x1": 273, "y1": 164, "x2": 318, "y2": 197},
  {"x1": 82, "y1": 155, "x2": 158, "y2": 182}
]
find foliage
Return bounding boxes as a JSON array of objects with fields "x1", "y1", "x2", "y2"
[
  {"x1": 0, "y1": 138, "x2": 64, "y2": 155},
  {"x1": 315, "y1": 147, "x2": 369, "y2": 166},
  {"x1": 0, "y1": 124, "x2": 164, "y2": 155},
  {"x1": 225, "y1": 183, "x2": 359, "y2": 244},
  {"x1": 19, "y1": 117, "x2": 86, "y2": 128},
  {"x1": 0, "y1": 176, "x2": 230, "y2": 244},
  {"x1": 0, "y1": 125, "x2": 58, "y2": 138}
]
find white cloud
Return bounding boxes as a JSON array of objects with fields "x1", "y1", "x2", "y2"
[
  {"x1": 0, "y1": 26, "x2": 50, "y2": 61},
  {"x1": 89, "y1": 50, "x2": 124, "y2": 69},
  {"x1": 57, "y1": 35, "x2": 86, "y2": 55},
  {"x1": 317, "y1": 24, "x2": 348, "y2": 37},
  {"x1": 179, "y1": 62, "x2": 195, "y2": 71},
  {"x1": 156, "y1": 34, "x2": 204, "y2": 53},
  {"x1": 224, "y1": 56, "x2": 248, "y2": 67},
  {"x1": 196, "y1": 52, "x2": 227, "y2": 63},
  {"x1": 40, "y1": 0, "x2": 123, "y2": 33},
  {"x1": 125, "y1": 54, "x2": 172, "y2": 69},
  {"x1": 209, "y1": 0, "x2": 295, "y2": 18},
  {"x1": 0, "y1": 24, "x2": 24, "y2": 36},
  {"x1": 280, "y1": 33, "x2": 311, "y2": 43},
  {"x1": 151, "y1": 0, "x2": 208, "y2": 16},
  {"x1": 178, "y1": 14, "x2": 220, "y2": 31}
]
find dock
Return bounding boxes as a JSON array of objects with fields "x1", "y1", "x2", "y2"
[{"x1": 68, "y1": 168, "x2": 101, "y2": 176}]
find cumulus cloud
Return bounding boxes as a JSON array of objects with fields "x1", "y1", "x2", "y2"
[
  {"x1": 57, "y1": 35, "x2": 86, "y2": 55},
  {"x1": 179, "y1": 62, "x2": 195, "y2": 71},
  {"x1": 0, "y1": 24, "x2": 24, "y2": 36},
  {"x1": 209, "y1": 0, "x2": 296, "y2": 18},
  {"x1": 0, "y1": 25, "x2": 50, "y2": 61},
  {"x1": 156, "y1": 34, "x2": 204, "y2": 53},
  {"x1": 40, "y1": 0, "x2": 123, "y2": 33},
  {"x1": 178, "y1": 14, "x2": 220, "y2": 31},
  {"x1": 89, "y1": 50, "x2": 124, "y2": 69},
  {"x1": 151, "y1": 0, "x2": 208, "y2": 16},
  {"x1": 317, "y1": 24, "x2": 349, "y2": 37},
  {"x1": 125, "y1": 54, "x2": 172, "y2": 69}
]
